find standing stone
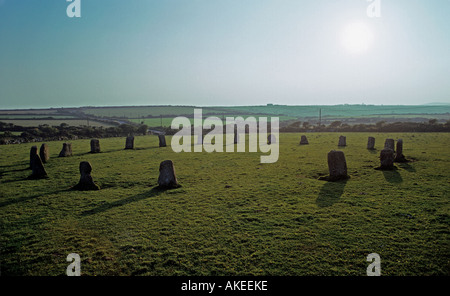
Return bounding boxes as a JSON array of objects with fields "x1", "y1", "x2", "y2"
[
  {"x1": 29, "y1": 154, "x2": 48, "y2": 179},
  {"x1": 30, "y1": 146, "x2": 38, "y2": 168},
  {"x1": 125, "y1": 136, "x2": 134, "y2": 149},
  {"x1": 268, "y1": 134, "x2": 276, "y2": 144},
  {"x1": 234, "y1": 130, "x2": 239, "y2": 144},
  {"x1": 157, "y1": 160, "x2": 179, "y2": 188},
  {"x1": 394, "y1": 139, "x2": 407, "y2": 162},
  {"x1": 90, "y1": 139, "x2": 100, "y2": 153},
  {"x1": 384, "y1": 138, "x2": 395, "y2": 152},
  {"x1": 158, "y1": 134, "x2": 167, "y2": 147},
  {"x1": 327, "y1": 150, "x2": 349, "y2": 181},
  {"x1": 40, "y1": 143, "x2": 49, "y2": 163},
  {"x1": 367, "y1": 137, "x2": 375, "y2": 150},
  {"x1": 338, "y1": 136, "x2": 346, "y2": 147},
  {"x1": 72, "y1": 161, "x2": 100, "y2": 190},
  {"x1": 59, "y1": 143, "x2": 72, "y2": 157},
  {"x1": 300, "y1": 135, "x2": 309, "y2": 145},
  {"x1": 379, "y1": 148, "x2": 395, "y2": 169}
]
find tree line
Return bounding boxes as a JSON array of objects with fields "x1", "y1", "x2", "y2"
[
  {"x1": 280, "y1": 119, "x2": 450, "y2": 133},
  {"x1": 0, "y1": 122, "x2": 150, "y2": 145}
]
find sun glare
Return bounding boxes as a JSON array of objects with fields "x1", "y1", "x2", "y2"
[{"x1": 341, "y1": 22, "x2": 374, "y2": 54}]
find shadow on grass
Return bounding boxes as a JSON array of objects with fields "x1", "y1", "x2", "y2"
[
  {"x1": 0, "y1": 162, "x2": 29, "y2": 171},
  {"x1": 316, "y1": 180, "x2": 347, "y2": 208},
  {"x1": 381, "y1": 169, "x2": 403, "y2": 183},
  {"x1": 74, "y1": 148, "x2": 128, "y2": 156},
  {"x1": 0, "y1": 171, "x2": 49, "y2": 184},
  {"x1": 0, "y1": 161, "x2": 30, "y2": 178},
  {"x1": 72, "y1": 146, "x2": 162, "y2": 156},
  {"x1": 367, "y1": 149, "x2": 378, "y2": 154},
  {"x1": 397, "y1": 162, "x2": 416, "y2": 172},
  {"x1": 81, "y1": 186, "x2": 171, "y2": 216},
  {"x1": 134, "y1": 146, "x2": 161, "y2": 151},
  {"x1": 0, "y1": 189, "x2": 71, "y2": 208}
]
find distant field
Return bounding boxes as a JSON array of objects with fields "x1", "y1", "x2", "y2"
[
  {"x1": 1, "y1": 105, "x2": 448, "y2": 129},
  {"x1": 81, "y1": 106, "x2": 214, "y2": 118},
  {"x1": 0, "y1": 119, "x2": 115, "y2": 127},
  {"x1": 0, "y1": 109, "x2": 60, "y2": 115},
  {"x1": 129, "y1": 115, "x2": 297, "y2": 127},
  {"x1": 326, "y1": 114, "x2": 450, "y2": 120},
  {"x1": 222, "y1": 105, "x2": 450, "y2": 118},
  {"x1": 81, "y1": 105, "x2": 450, "y2": 127},
  {"x1": 81, "y1": 105, "x2": 450, "y2": 118},
  {"x1": 1, "y1": 133, "x2": 448, "y2": 275},
  {"x1": 0, "y1": 115, "x2": 75, "y2": 119}
]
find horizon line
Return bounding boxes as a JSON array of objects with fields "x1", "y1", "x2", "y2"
[{"x1": 1, "y1": 102, "x2": 450, "y2": 111}]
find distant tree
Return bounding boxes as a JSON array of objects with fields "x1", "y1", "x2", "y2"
[
  {"x1": 376, "y1": 121, "x2": 386, "y2": 129},
  {"x1": 428, "y1": 119, "x2": 438, "y2": 125},
  {"x1": 329, "y1": 121, "x2": 342, "y2": 128},
  {"x1": 137, "y1": 124, "x2": 148, "y2": 135},
  {"x1": 119, "y1": 124, "x2": 137, "y2": 135},
  {"x1": 20, "y1": 131, "x2": 33, "y2": 139},
  {"x1": 1, "y1": 131, "x2": 13, "y2": 137}
]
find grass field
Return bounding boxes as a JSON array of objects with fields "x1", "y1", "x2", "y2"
[
  {"x1": 129, "y1": 115, "x2": 297, "y2": 127},
  {"x1": 81, "y1": 105, "x2": 450, "y2": 120},
  {"x1": 0, "y1": 119, "x2": 115, "y2": 128},
  {"x1": 0, "y1": 133, "x2": 449, "y2": 276}
]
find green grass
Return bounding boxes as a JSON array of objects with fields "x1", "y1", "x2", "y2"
[
  {"x1": 1, "y1": 132, "x2": 22, "y2": 136},
  {"x1": 0, "y1": 133, "x2": 449, "y2": 276},
  {"x1": 81, "y1": 106, "x2": 209, "y2": 118},
  {"x1": 130, "y1": 115, "x2": 296, "y2": 127},
  {"x1": 0, "y1": 119, "x2": 115, "y2": 127},
  {"x1": 81, "y1": 105, "x2": 450, "y2": 119},
  {"x1": 0, "y1": 115, "x2": 76, "y2": 119}
]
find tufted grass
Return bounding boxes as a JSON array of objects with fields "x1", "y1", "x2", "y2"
[{"x1": 0, "y1": 133, "x2": 449, "y2": 275}]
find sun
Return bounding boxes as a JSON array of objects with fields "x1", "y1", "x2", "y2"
[{"x1": 341, "y1": 22, "x2": 374, "y2": 54}]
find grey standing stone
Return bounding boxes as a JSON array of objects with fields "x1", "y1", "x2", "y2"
[
  {"x1": 338, "y1": 136, "x2": 346, "y2": 147},
  {"x1": 158, "y1": 160, "x2": 179, "y2": 188},
  {"x1": 90, "y1": 139, "x2": 100, "y2": 153},
  {"x1": 384, "y1": 139, "x2": 395, "y2": 152},
  {"x1": 125, "y1": 136, "x2": 134, "y2": 149},
  {"x1": 379, "y1": 148, "x2": 395, "y2": 169},
  {"x1": 29, "y1": 153, "x2": 48, "y2": 179},
  {"x1": 327, "y1": 150, "x2": 349, "y2": 181},
  {"x1": 40, "y1": 143, "x2": 49, "y2": 163},
  {"x1": 72, "y1": 161, "x2": 100, "y2": 190},
  {"x1": 367, "y1": 137, "x2": 375, "y2": 150},
  {"x1": 30, "y1": 146, "x2": 38, "y2": 168},
  {"x1": 300, "y1": 135, "x2": 309, "y2": 145},
  {"x1": 159, "y1": 134, "x2": 167, "y2": 147},
  {"x1": 394, "y1": 139, "x2": 407, "y2": 162},
  {"x1": 234, "y1": 130, "x2": 239, "y2": 144},
  {"x1": 59, "y1": 143, "x2": 73, "y2": 157}
]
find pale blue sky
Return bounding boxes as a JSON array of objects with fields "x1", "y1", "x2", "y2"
[{"x1": 0, "y1": 0, "x2": 449, "y2": 109}]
